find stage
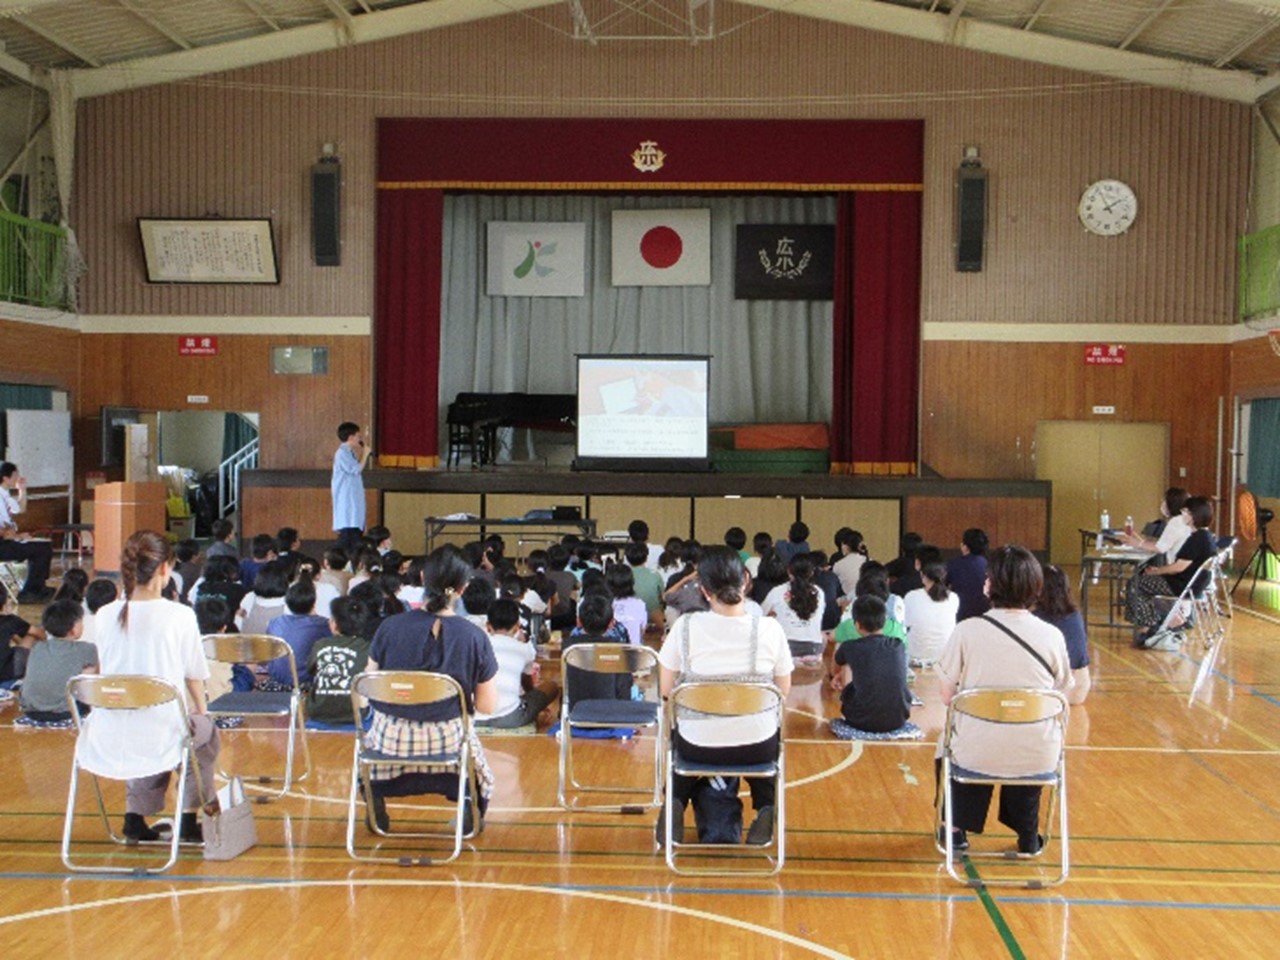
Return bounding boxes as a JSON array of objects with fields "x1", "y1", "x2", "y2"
[{"x1": 242, "y1": 466, "x2": 1050, "y2": 562}]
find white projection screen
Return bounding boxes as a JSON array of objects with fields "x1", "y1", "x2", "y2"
[{"x1": 574, "y1": 354, "x2": 711, "y2": 472}]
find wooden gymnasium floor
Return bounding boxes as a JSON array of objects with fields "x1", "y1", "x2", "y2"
[{"x1": 2, "y1": 574, "x2": 1279, "y2": 958}]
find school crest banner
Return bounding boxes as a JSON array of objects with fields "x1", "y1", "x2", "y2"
[{"x1": 734, "y1": 224, "x2": 835, "y2": 300}]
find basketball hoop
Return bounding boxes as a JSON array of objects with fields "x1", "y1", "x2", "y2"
[{"x1": 1270, "y1": 329, "x2": 1280, "y2": 357}]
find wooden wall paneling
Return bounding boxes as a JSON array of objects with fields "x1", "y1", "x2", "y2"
[
  {"x1": 1231, "y1": 335, "x2": 1280, "y2": 400},
  {"x1": 0, "y1": 318, "x2": 79, "y2": 391},
  {"x1": 241, "y1": 485, "x2": 375, "y2": 545},
  {"x1": 586, "y1": 496, "x2": 691, "y2": 544},
  {"x1": 799, "y1": 498, "x2": 902, "y2": 565},
  {"x1": 77, "y1": 333, "x2": 371, "y2": 470},
  {"x1": 384, "y1": 491, "x2": 482, "y2": 555},
  {"x1": 922, "y1": 341, "x2": 1228, "y2": 495},
  {"x1": 693, "y1": 497, "x2": 796, "y2": 549},
  {"x1": 905, "y1": 496, "x2": 1048, "y2": 553}
]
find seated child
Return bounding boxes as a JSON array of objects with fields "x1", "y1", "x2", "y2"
[
  {"x1": 20, "y1": 599, "x2": 98, "y2": 722},
  {"x1": 474, "y1": 598, "x2": 560, "y2": 728},
  {"x1": 194, "y1": 554, "x2": 248, "y2": 615},
  {"x1": 745, "y1": 531, "x2": 773, "y2": 578},
  {"x1": 830, "y1": 595, "x2": 912, "y2": 734},
  {"x1": 81, "y1": 577, "x2": 120, "y2": 647},
  {"x1": 318, "y1": 546, "x2": 351, "y2": 596},
  {"x1": 606, "y1": 563, "x2": 646, "y2": 645},
  {"x1": 240, "y1": 533, "x2": 278, "y2": 590},
  {"x1": 305, "y1": 596, "x2": 374, "y2": 724},
  {"x1": 264, "y1": 575, "x2": 331, "y2": 687},
  {"x1": 53, "y1": 568, "x2": 90, "y2": 604},
  {"x1": 562, "y1": 593, "x2": 633, "y2": 705},
  {"x1": 1, "y1": 591, "x2": 42, "y2": 684},
  {"x1": 834, "y1": 564, "x2": 907, "y2": 646},
  {"x1": 459, "y1": 577, "x2": 495, "y2": 629},
  {"x1": 172, "y1": 539, "x2": 202, "y2": 604},
  {"x1": 625, "y1": 541, "x2": 665, "y2": 629},
  {"x1": 195, "y1": 595, "x2": 237, "y2": 701},
  {"x1": 205, "y1": 518, "x2": 238, "y2": 559},
  {"x1": 725, "y1": 526, "x2": 750, "y2": 564}
]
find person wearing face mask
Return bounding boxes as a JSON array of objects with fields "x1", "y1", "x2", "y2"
[{"x1": 1120, "y1": 487, "x2": 1191, "y2": 565}]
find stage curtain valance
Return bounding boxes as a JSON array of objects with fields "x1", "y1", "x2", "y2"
[{"x1": 375, "y1": 118, "x2": 923, "y2": 471}]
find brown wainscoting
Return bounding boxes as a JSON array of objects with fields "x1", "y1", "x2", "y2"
[
  {"x1": 1231, "y1": 334, "x2": 1280, "y2": 400},
  {"x1": 77, "y1": 333, "x2": 371, "y2": 471},
  {"x1": 921, "y1": 340, "x2": 1230, "y2": 495},
  {"x1": 241, "y1": 485, "x2": 377, "y2": 546},
  {"x1": 905, "y1": 495, "x2": 1049, "y2": 554},
  {"x1": 0, "y1": 318, "x2": 80, "y2": 391}
]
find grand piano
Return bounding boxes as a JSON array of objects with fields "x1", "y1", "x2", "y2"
[{"x1": 445, "y1": 391, "x2": 576, "y2": 467}]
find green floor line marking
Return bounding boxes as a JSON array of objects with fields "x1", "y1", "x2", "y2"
[{"x1": 963, "y1": 858, "x2": 1027, "y2": 960}]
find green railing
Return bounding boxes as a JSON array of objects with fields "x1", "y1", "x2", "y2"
[
  {"x1": 1239, "y1": 222, "x2": 1280, "y2": 320},
  {"x1": 0, "y1": 209, "x2": 69, "y2": 309}
]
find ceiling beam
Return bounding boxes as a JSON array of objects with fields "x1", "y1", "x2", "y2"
[
  {"x1": 0, "y1": 46, "x2": 38, "y2": 87},
  {"x1": 1214, "y1": 21, "x2": 1280, "y2": 69},
  {"x1": 118, "y1": 0, "x2": 193, "y2": 51},
  {"x1": 1118, "y1": 0, "x2": 1175, "y2": 51},
  {"x1": 0, "y1": 0, "x2": 78, "y2": 13},
  {"x1": 732, "y1": 0, "x2": 1270, "y2": 103},
  {"x1": 237, "y1": 0, "x2": 282, "y2": 31},
  {"x1": 1021, "y1": 0, "x2": 1053, "y2": 31},
  {"x1": 70, "y1": 0, "x2": 562, "y2": 99},
  {"x1": 1209, "y1": 0, "x2": 1280, "y2": 12},
  {"x1": 13, "y1": 14, "x2": 103, "y2": 67}
]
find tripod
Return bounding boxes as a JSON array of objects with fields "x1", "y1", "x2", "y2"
[{"x1": 1232, "y1": 519, "x2": 1278, "y2": 601}]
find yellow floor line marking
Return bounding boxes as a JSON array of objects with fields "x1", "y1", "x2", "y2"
[
  {"x1": 0, "y1": 879, "x2": 857, "y2": 958},
  {"x1": 1099, "y1": 644, "x2": 1279, "y2": 751}
]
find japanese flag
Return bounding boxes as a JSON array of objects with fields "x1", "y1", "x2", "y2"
[{"x1": 611, "y1": 209, "x2": 711, "y2": 286}]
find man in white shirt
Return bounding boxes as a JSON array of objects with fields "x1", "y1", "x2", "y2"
[{"x1": 0, "y1": 462, "x2": 55, "y2": 603}]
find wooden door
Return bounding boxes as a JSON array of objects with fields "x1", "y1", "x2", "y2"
[{"x1": 1035, "y1": 421, "x2": 1168, "y2": 565}]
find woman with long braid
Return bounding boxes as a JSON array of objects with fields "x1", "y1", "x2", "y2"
[
  {"x1": 86, "y1": 530, "x2": 220, "y2": 843},
  {"x1": 760, "y1": 554, "x2": 826, "y2": 666}
]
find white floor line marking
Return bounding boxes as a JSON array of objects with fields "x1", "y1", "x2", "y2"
[{"x1": 0, "y1": 878, "x2": 855, "y2": 959}]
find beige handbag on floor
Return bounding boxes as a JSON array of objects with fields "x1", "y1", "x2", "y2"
[{"x1": 201, "y1": 778, "x2": 258, "y2": 861}]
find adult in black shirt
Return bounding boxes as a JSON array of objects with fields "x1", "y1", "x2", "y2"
[{"x1": 1126, "y1": 496, "x2": 1217, "y2": 637}]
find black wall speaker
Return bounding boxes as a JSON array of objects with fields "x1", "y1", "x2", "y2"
[
  {"x1": 955, "y1": 167, "x2": 987, "y2": 272},
  {"x1": 311, "y1": 160, "x2": 341, "y2": 267}
]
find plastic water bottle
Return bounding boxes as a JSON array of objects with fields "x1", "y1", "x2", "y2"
[
  {"x1": 1093, "y1": 509, "x2": 1109, "y2": 583},
  {"x1": 1124, "y1": 515, "x2": 1135, "y2": 537}
]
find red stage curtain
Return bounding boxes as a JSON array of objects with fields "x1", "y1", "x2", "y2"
[
  {"x1": 831, "y1": 191, "x2": 922, "y2": 475},
  {"x1": 374, "y1": 188, "x2": 443, "y2": 468}
]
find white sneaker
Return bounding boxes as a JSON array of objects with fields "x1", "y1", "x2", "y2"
[{"x1": 1150, "y1": 632, "x2": 1185, "y2": 651}]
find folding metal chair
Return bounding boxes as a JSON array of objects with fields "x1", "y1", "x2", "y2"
[
  {"x1": 557, "y1": 642, "x2": 661, "y2": 812},
  {"x1": 662, "y1": 680, "x2": 786, "y2": 876},
  {"x1": 346, "y1": 670, "x2": 480, "y2": 865},
  {"x1": 1143, "y1": 555, "x2": 1221, "y2": 652},
  {"x1": 0, "y1": 560, "x2": 26, "y2": 603},
  {"x1": 1213, "y1": 536, "x2": 1237, "y2": 620},
  {"x1": 62, "y1": 674, "x2": 195, "y2": 874},
  {"x1": 936, "y1": 687, "x2": 1069, "y2": 888},
  {"x1": 202, "y1": 634, "x2": 310, "y2": 800}
]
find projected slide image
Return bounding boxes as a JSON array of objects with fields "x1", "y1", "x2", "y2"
[{"x1": 577, "y1": 356, "x2": 709, "y2": 461}]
